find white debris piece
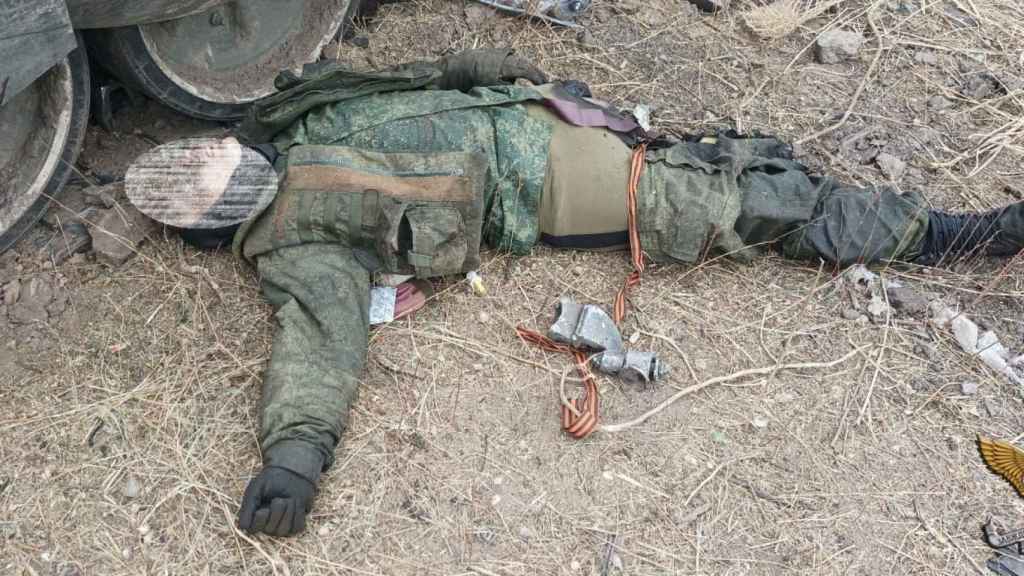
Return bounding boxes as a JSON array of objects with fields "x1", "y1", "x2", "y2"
[
  {"x1": 930, "y1": 301, "x2": 1024, "y2": 385},
  {"x1": 369, "y1": 287, "x2": 397, "y2": 325},
  {"x1": 632, "y1": 104, "x2": 653, "y2": 132}
]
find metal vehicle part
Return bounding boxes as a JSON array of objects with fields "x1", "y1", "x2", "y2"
[
  {"x1": 0, "y1": 40, "x2": 91, "y2": 253},
  {"x1": 88, "y1": 0, "x2": 356, "y2": 120},
  {"x1": 0, "y1": 0, "x2": 77, "y2": 106}
]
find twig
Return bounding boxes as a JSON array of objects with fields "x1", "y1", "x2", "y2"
[
  {"x1": 796, "y1": 7, "x2": 883, "y2": 146},
  {"x1": 600, "y1": 346, "x2": 868, "y2": 433}
]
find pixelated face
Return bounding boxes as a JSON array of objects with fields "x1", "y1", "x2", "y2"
[
  {"x1": 194, "y1": 136, "x2": 242, "y2": 197},
  {"x1": 176, "y1": 137, "x2": 243, "y2": 226}
]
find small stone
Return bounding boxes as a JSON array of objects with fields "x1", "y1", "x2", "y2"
[
  {"x1": 121, "y1": 548, "x2": 132, "y2": 561},
  {"x1": 928, "y1": 95, "x2": 954, "y2": 111},
  {"x1": 876, "y1": 153, "x2": 907, "y2": 181},
  {"x1": 689, "y1": 0, "x2": 730, "y2": 12},
  {"x1": 477, "y1": 311, "x2": 490, "y2": 324},
  {"x1": 123, "y1": 475, "x2": 140, "y2": 499},
  {"x1": 815, "y1": 30, "x2": 864, "y2": 64},
  {"x1": 960, "y1": 381, "x2": 979, "y2": 395},
  {"x1": 8, "y1": 275, "x2": 59, "y2": 325},
  {"x1": 943, "y1": 3, "x2": 978, "y2": 28},
  {"x1": 964, "y1": 73, "x2": 1000, "y2": 100},
  {"x1": 752, "y1": 416, "x2": 769, "y2": 428},
  {"x1": 914, "y1": 51, "x2": 939, "y2": 65},
  {"x1": 82, "y1": 182, "x2": 120, "y2": 207},
  {"x1": 2, "y1": 280, "x2": 20, "y2": 305},
  {"x1": 570, "y1": 560, "x2": 581, "y2": 571},
  {"x1": 518, "y1": 526, "x2": 532, "y2": 541},
  {"x1": 317, "y1": 524, "x2": 331, "y2": 537},
  {"x1": 775, "y1": 392, "x2": 795, "y2": 403},
  {"x1": 576, "y1": 29, "x2": 594, "y2": 47},
  {"x1": 490, "y1": 494, "x2": 501, "y2": 506},
  {"x1": 628, "y1": 331, "x2": 640, "y2": 344},
  {"x1": 841, "y1": 307, "x2": 863, "y2": 321},
  {"x1": 886, "y1": 285, "x2": 928, "y2": 315},
  {"x1": 572, "y1": 266, "x2": 583, "y2": 276},
  {"x1": 89, "y1": 205, "x2": 156, "y2": 266},
  {"x1": 137, "y1": 523, "x2": 150, "y2": 536},
  {"x1": 913, "y1": 342, "x2": 936, "y2": 360}
]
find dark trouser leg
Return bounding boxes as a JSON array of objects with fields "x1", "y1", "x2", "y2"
[
  {"x1": 917, "y1": 201, "x2": 1024, "y2": 263},
  {"x1": 771, "y1": 178, "x2": 931, "y2": 266}
]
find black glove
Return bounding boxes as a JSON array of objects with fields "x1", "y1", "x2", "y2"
[
  {"x1": 439, "y1": 49, "x2": 548, "y2": 92},
  {"x1": 238, "y1": 466, "x2": 316, "y2": 536},
  {"x1": 499, "y1": 54, "x2": 548, "y2": 86}
]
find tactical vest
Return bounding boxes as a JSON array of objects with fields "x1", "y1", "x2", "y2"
[{"x1": 239, "y1": 145, "x2": 487, "y2": 277}]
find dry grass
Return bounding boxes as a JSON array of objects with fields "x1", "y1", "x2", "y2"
[
  {"x1": 743, "y1": 0, "x2": 850, "y2": 39},
  {"x1": 2, "y1": 0, "x2": 1024, "y2": 574}
]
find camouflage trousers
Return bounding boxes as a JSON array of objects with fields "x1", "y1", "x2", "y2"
[{"x1": 637, "y1": 133, "x2": 929, "y2": 266}]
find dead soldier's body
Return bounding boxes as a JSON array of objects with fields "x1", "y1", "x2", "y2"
[{"x1": 125, "y1": 49, "x2": 1024, "y2": 536}]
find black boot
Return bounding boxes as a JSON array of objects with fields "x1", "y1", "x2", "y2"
[{"x1": 917, "y1": 202, "x2": 1024, "y2": 262}]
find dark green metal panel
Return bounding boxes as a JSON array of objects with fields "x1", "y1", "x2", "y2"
[{"x1": 0, "y1": 0, "x2": 76, "y2": 106}]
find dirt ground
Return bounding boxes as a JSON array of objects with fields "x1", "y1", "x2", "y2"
[{"x1": 3, "y1": 0, "x2": 1024, "y2": 574}]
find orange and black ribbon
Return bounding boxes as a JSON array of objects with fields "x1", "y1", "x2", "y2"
[{"x1": 517, "y1": 144, "x2": 648, "y2": 439}]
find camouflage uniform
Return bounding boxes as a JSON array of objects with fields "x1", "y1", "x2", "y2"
[{"x1": 232, "y1": 50, "x2": 930, "y2": 486}]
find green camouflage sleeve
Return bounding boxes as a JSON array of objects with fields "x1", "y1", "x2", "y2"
[{"x1": 254, "y1": 243, "x2": 370, "y2": 481}]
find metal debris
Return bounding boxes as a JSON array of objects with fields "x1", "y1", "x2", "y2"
[{"x1": 548, "y1": 296, "x2": 669, "y2": 383}]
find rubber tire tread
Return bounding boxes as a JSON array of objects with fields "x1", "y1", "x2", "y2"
[
  {"x1": 84, "y1": 1, "x2": 361, "y2": 122},
  {"x1": 0, "y1": 39, "x2": 91, "y2": 254}
]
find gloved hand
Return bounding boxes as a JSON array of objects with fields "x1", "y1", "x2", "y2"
[
  {"x1": 498, "y1": 53, "x2": 548, "y2": 86},
  {"x1": 238, "y1": 466, "x2": 316, "y2": 536},
  {"x1": 438, "y1": 49, "x2": 548, "y2": 92}
]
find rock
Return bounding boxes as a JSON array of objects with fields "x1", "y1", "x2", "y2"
[
  {"x1": 960, "y1": 381, "x2": 979, "y2": 395},
  {"x1": 8, "y1": 275, "x2": 60, "y2": 325},
  {"x1": 572, "y1": 266, "x2": 583, "y2": 276},
  {"x1": 123, "y1": 476, "x2": 140, "y2": 499},
  {"x1": 914, "y1": 51, "x2": 938, "y2": 65},
  {"x1": 886, "y1": 285, "x2": 927, "y2": 315},
  {"x1": 49, "y1": 220, "x2": 92, "y2": 264},
  {"x1": 964, "y1": 73, "x2": 1001, "y2": 100},
  {"x1": 477, "y1": 311, "x2": 490, "y2": 324},
  {"x1": 89, "y1": 205, "x2": 156, "y2": 266},
  {"x1": 928, "y1": 95, "x2": 954, "y2": 111},
  {"x1": 887, "y1": 0, "x2": 918, "y2": 15},
  {"x1": 518, "y1": 526, "x2": 532, "y2": 541},
  {"x1": 83, "y1": 183, "x2": 121, "y2": 208},
  {"x1": 751, "y1": 416, "x2": 769, "y2": 428},
  {"x1": 688, "y1": 0, "x2": 730, "y2": 12},
  {"x1": 943, "y1": 3, "x2": 978, "y2": 28},
  {"x1": 2, "y1": 280, "x2": 20, "y2": 306},
  {"x1": 815, "y1": 30, "x2": 864, "y2": 64},
  {"x1": 875, "y1": 153, "x2": 906, "y2": 181},
  {"x1": 913, "y1": 342, "x2": 936, "y2": 360},
  {"x1": 841, "y1": 307, "x2": 863, "y2": 321}
]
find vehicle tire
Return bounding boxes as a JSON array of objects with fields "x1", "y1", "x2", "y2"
[
  {"x1": 0, "y1": 40, "x2": 91, "y2": 254},
  {"x1": 85, "y1": 0, "x2": 358, "y2": 122}
]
